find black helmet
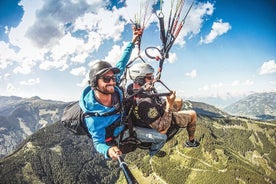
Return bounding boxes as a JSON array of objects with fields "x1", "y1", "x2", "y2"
[{"x1": 89, "y1": 61, "x2": 120, "y2": 88}]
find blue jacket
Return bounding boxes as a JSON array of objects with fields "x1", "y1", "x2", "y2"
[{"x1": 79, "y1": 42, "x2": 134, "y2": 158}]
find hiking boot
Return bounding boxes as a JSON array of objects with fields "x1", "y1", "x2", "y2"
[
  {"x1": 185, "y1": 140, "x2": 200, "y2": 148},
  {"x1": 154, "y1": 150, "x2": 166, "y2": 157}
]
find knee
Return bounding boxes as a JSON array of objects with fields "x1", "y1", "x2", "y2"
[
  {"x1": 158, "y1": 134, "x2": 167, "y2": 142},
  {"x1": 188, "y1": 110, "x2": 197, "y2": 123}
]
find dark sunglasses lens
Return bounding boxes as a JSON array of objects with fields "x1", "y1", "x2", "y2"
[{"x1": 102, "y1": 76, "x2": 116, "y2": 83}]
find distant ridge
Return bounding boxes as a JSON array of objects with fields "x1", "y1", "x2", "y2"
[
  {"x1": 0, "y1": 96, "x2": 68, "y2": 158},
  {"x1": 183, "y1": 100, "x2": 230, "y2": 118},
  {"x1": 224, "y1": 92, "x2": 276, "y2": 120}
]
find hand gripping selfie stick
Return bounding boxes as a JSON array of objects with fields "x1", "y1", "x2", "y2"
[{"x1": 117, "y1": 155, "x2": 139, "y2": 184}]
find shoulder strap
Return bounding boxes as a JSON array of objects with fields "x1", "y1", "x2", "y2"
[
  {"x1": 127, "y1": 105, "x2": 135, "y2": 136},
  {"x1": 84, "y1": 91, "x2": 122, "y2": 117}
]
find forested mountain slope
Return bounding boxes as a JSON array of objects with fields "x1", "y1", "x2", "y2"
[{"x1": 1, "y1": 113, "x2": 275, "y2": 184}]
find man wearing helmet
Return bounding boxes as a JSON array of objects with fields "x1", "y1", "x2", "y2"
[
  {"x1": 78, "y1": 27, "x2": 142, "y2": 160},
  {"x1": 127, "y1": 62, "x2": 200, "y2": 153}
]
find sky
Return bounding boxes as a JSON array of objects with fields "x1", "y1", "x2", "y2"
[{"x1": 0, "y1": 0, "x2": 275, "y2": 106}]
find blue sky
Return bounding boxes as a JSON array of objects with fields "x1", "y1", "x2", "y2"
[{"x1": 0, "y1": 0, "x2": 275, "y2": 107}]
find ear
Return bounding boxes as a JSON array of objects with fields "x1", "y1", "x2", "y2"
[{"x1": 91, "y1": 77, "x2": 99, "y2": 88}]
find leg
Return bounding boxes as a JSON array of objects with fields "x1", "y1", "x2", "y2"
[
  {"x1": 172, "y1": 97, "x2": 183, "y2": 111},
  {"x1": 185, "y1": 110, "x2": 197, "y2": 141},
  {"x1": 172, "y1": 110, "x2": 200, "y2": 147},
  {"x1": 134, "y1": 127, "x2": 167, "y2": 156}
]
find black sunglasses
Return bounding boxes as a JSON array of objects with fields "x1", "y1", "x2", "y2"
[{"x1": 99, "y1": 75, "x2": 117, "y2": 83}]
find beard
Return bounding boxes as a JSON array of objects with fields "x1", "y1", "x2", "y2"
[{"x1": 97, "y1": 84, "x2": 115, "y2": 94}]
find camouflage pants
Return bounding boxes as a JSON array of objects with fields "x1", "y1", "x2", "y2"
[{"x1": 172, "y1": 111, "x2": 192, "y2": 128}]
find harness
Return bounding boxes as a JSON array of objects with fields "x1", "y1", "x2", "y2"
[
  {"x1": 116, "y1": 81, "x2": 170, "y2": 153},
  {"x1": 91, "y1": 92, "x2": 123, "y2": 145}
]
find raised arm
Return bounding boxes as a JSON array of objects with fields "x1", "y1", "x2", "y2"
[{"x1": 116, "y1": 26, "x2": 143, "y2": 79}]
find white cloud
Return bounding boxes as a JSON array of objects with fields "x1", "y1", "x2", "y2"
[
  {"x1": 243, "y1": 80, "x2": 254, "y2": 86},
  {"x1": 9, "y1": 0, "x2": 44, "y2": 48},
  {"x1": 78, "y1": 70, "x2": 90, "y2": 87},
  {"x1": 24, "y1": 0, "x2": 102, "y2": 48},
  {"x1": 20, "y1": 78, "x2": 40, "y2": 85},
  {"x1": 2, "y1": 0, "x2": 214, "y2": 77},
  {"x1": 269, "y1": 81, "x2": 276, "y2": 84},
  {"x1": 185, "y1": 69, "x2": 197, "y2": 78},
  {"x1": 4, "y1": 26, "x2": 9, "y2": 34},
  {"x1": 103, "y1": 42, "x2": 133, "y2": 66},
  {"x1": 0, "y1": 0, "x2": 233, "y2": 101},
  {"x1": 39, "y1": 59, "x2": 69, "y2": 71},
  {"x1": 200, "y1": 19, "x2": 231, "y2": 44},
  {"x1": 3, "y1": 73, "x2": 11, "y2": 80},
  {"x1": 71, "y1": 52, "x2": 89, "y2": 63},
  {"x1": 198, "y1": 82, "x2": 224, "y2": 91},
  {"x1": 78, "y1": 77, "x2": 89, "y2": 87},
  {"x1": 231, "y1": 80, "x2": 254, "y2": 86},
  {"x1": 167, "y1": 52, "x2": 177, "y2": 63},
  {"x1": 199, "y1": 80, "x2": 253, "y2": 92},
  {"x1": 259, "y1": 60, "x2": 276, "y2": 75},
  {"x1": 211, "y1": 82, "x2": 224, "y2": 88},
  {"x1": 49, "y1": 34, "x2": 86, "y2": 63},
  {"x1": 198, "y1": 84, "x2": 210, "y2": 91},
  {"x1": 5, "y1": 0, "x2": 118, "y2": 75},
  {"x1": 13, "y1": 59, "x2": 37, "y2": 74},
  {"x1": 0, "y1": 42, "x2": 17, "y2": 69},
  {"x1": 231, "y1": 80, "x2": 239, "y2": 86},
  {"x1": 143, "y1": 1, "x2": 215, "y2": 47},
  {"x1": 6, "y1": 83, "x2": 16, "y2": 93},
  {"x1": 195, "y1": 80, "x2": 257, "y2": 101},
  {"x1": 173, "y1": 1, "x2": 215, "y2": 46},
  {"x1": 70, "y1": 66, "x2": 86, "y2": 76}
]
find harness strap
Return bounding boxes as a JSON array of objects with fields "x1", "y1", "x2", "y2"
[
  {"x1": 84, "y1": 91, "x2": 122, "y2": 117},
  {"x1": 118, "y1": 103, "x2": 136, "y2": 145},
  {"x1": 127, "y1": 107, "x2": 135, "y2": 137}
]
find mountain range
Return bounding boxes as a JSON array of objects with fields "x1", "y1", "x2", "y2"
[
  {"x1": 223, "y1": 92, "x2": 276, "y2": 121},
  {"x1": 0, "y1": 93, "x2": 275, "y2": 184},
  {"x1": 0, "y1": 96, "x2": 68, "y2": 158}
]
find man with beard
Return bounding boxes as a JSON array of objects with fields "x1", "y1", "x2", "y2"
[
  {"x1": 79, "y1": 26, "x2": 165, "y2": 160},
  {"x1": 79, "y1": 61, "x2": 125, "y2": 159}
]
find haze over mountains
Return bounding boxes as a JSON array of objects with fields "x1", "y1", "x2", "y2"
[{"x1": 0, "y1": 93, "x2": 275, "y2": 183}]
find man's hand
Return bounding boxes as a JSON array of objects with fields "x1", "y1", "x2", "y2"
[
  {"x1": 108, "y1": 146, "x2": 122, "y2": 160},
  {"x1": 159, "y1": 126, "x2": 170, "y2": 134},
  {"x1": 143, "y1": 81, "x2": 154, "y2": 91},
  {"x1": 131, "y1": 26, "x2": 143, "y2": 44},
  {"x1": 166, "y1": 91, "x2": 176, "y2": 110}
]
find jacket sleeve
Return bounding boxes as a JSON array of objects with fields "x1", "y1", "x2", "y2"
[
  {"x1": 85, "y1": 117, "x2": 111, "y2": 159},
  {"x1": 116, "y1": 42, "x2": 135, "y2": 80}
]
